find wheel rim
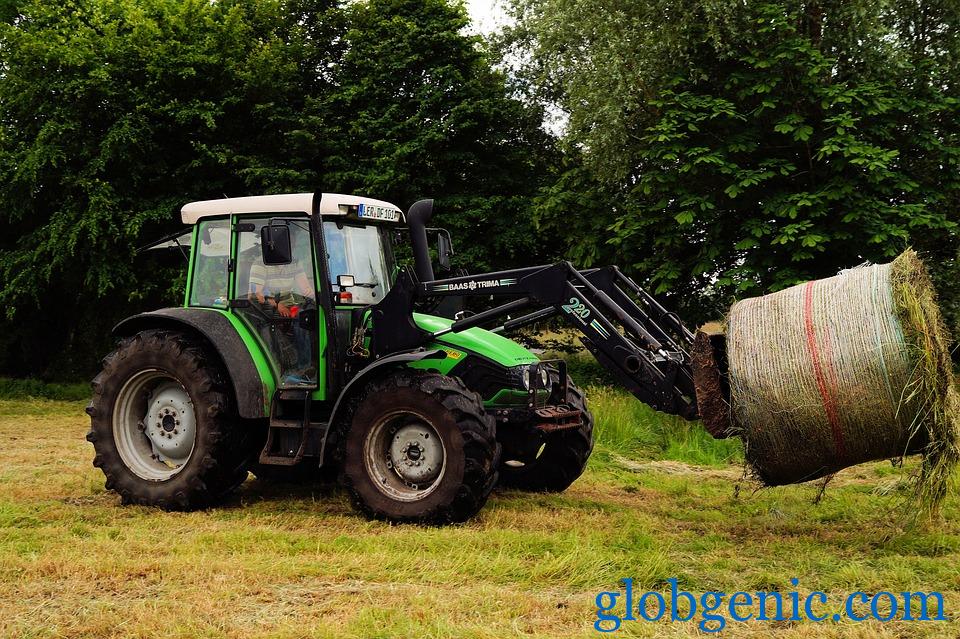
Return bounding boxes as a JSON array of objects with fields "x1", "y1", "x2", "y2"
[
  {"x1": 363, "y1": 410, "x2": 446, "y2": 502},
  {"x1": 113, "y1": 369, "x2": 197, "y2": 481}
]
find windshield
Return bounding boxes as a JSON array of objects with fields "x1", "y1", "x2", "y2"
[{"x1": 323, "y1": 221, "x2": 392, "y2": 304}]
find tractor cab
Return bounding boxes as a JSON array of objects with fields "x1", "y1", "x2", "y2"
[{"x1": 179, "y1": 193, "x2": 407, "y2": 396}]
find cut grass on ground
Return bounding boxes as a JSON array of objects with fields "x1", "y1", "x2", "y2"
[{"x1": 0, "y1": 391, "x2": 957, "y2": 638}]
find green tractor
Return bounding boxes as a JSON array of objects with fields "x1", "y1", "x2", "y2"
[{"x1": 87, "y1": 193, "x2": 700, "y2": 523}]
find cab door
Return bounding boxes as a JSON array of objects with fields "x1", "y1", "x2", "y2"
[{"x1": 230, "y1": 216, "x2": 323, "y2": 391}]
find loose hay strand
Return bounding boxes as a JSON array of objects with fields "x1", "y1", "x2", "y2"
[{"x1": 890, "y1": 250, "x2": 960, "y2": 521}]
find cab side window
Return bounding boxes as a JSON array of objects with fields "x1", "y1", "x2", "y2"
[
  {"x1": 188, "y1": 218, "x2": 230, "y2": 308},
  {"x1": 234, "y1": 218, "x2": 316, "y2": 304}
]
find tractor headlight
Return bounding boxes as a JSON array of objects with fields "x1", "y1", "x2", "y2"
[
  {"x1": 539, "y1": 367, "x2": 550, "y2": 389},
  {"x1": 517, "y1": 365, "x2": 550, "y2": 390}
]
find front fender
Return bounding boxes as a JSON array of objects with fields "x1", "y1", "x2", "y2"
[
  {"x1": 320, "y1": 348, "x2": 446, "y2": 465},
  {"x1": 113, "y1": 308, "x2": 270, "y2": 419}
]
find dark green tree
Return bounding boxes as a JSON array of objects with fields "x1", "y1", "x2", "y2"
[
  {"x1": 0, "y1": 0, "x2": 306, "y2": 376},
  {"x1": 505, "y1": 0, "x2": 960, "y2": 326},
  {"x1": 313, "y1": 0, "x2": 558, "y2": 272},
  {"x1": 0, "y1": 0, "x2": 556, "y2": 378}
]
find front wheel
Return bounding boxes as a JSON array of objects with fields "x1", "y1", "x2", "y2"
[
  {"x1": 86, "y1": 330, "x2": 256, "y2": 510},
  {"x1": 341, "y1": 372, "x2": 500, "y2": 524},
  {"x1": 498, "y1": 381, "x2": 594, "y2": 492}
]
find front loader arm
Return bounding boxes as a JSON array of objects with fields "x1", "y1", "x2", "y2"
[{"x1": 370, "y1": 263, "x2": 699, "y2": 420}]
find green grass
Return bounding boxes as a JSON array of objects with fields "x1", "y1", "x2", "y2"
[
  {"x1": 0, "y1": 377, "x2": 90, "y2": 401},
  {"x1": 587, "y1": 385, "x2": 743, "y2": 467},
  {"x1": 550, "y1": 347, "x2": 743, "y2": 466},
  {"x1": 0, "y1": 394, "x2": 957, "y2": 638}
]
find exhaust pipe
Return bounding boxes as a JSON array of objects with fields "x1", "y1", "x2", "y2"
[{"x1": 408, "y1": 199, "x2": 435, "y2": 282}]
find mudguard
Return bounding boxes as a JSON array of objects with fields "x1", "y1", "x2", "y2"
[
  {"x1": 319, "y1": 347, "x2": 446, "y2": 465},
  {"x1": 113, "y1": 308, "x2": 267, "y2": 419}
]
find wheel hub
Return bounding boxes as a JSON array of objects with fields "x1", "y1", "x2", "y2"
[
  {"x1": 388, "y1": 423, "x2": 443, "y2": 485},
  {"x1": 144, "y1": 383, "x2": 195, "y2": 467},
  {"x1": 113, "y1": 370, "x2": 199, "y2": 482}
]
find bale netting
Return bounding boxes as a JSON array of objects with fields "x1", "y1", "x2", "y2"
[{"x1": 726, "y1": 249, "x2": 959, "y2": 518}]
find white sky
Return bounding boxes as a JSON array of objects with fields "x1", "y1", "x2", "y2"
[
  {"x1": 466, "y1": 0, "x2": 506, "y2": 34},
  {"x1": 465, "y1": 0, "x2": 567, "y2": 135}
]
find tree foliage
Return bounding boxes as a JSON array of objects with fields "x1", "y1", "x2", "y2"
[
  {"x1": 0, "y1": 0, "x2": 553, "y2": 378},
  {"x1": 313, "y1": 0, "x2": 557, "y2": 271},
  {"x1": 505, "y1": 0, "x2": 960, "y2": 325}
]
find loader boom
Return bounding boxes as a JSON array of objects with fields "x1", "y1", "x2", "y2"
[{"x1": 370, "y1": 263, "x2": 699, "y2": 420}]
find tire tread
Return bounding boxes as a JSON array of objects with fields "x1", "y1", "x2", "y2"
[{"x1": 87, "y1": 329, "x2": 255, "y2": 511}]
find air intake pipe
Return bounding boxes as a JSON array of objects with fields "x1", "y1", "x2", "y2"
[{"x1": 408, "y1": 199, "x2": 435, "y2": 282}]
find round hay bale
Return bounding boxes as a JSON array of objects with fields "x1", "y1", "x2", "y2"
[{"x1": 726, "y1": 250, "x2": 959, "y2": 515}]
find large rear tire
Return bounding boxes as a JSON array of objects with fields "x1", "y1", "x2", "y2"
[
  {"x1": 497, "y1": 381, "x2": 594, "y2": 492},
  {"x1": 86, "y1": 329, "x2": 256, "y2": 510},
  {"x1": 341, "y1": 372, "x2": 500, "y2": 524}
]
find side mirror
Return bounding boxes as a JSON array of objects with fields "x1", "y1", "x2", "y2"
[
  {"x1": 437, "y1": 231, "x2": 453, "y2": 272},
  {"x1": 337, "y1": 274, "x2": 356, "y2": 289},
  {"x1": 261, "y1": 222, "x2": 292, "y2": 265}
]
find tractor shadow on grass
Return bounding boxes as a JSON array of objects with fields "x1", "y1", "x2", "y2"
[{"x1": 222, "y1": 471, "x2": 353, "y2": 515}]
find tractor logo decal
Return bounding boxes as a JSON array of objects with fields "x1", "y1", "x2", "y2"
[
  {"x1": 561, "y1": 297, "x2": 590, "y2": 324},
  {"x1": 429, "y1": 278, "x2": 518, "y2": 293},
  {"x1": 561, "y1": 298, "x2": 610, "y2": 339}
]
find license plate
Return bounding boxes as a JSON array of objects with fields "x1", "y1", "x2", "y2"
[{"x1": 358, "y1": 204, "x2": 400, "y2": 222}]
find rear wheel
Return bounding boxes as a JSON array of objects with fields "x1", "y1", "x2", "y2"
[
  {"x1": 497, "y1": 381, "x2": 594, "y2": 492},
  {"x1": 342, "y1": 372, "x2": 499, "y2": 523},
  {"x1": 86, "y1": 330, "x2": 256, "y2": 510}
]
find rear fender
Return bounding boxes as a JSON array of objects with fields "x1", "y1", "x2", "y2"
[{"x1": 113, "y1": 308, "x2": 270, "y2": 419}]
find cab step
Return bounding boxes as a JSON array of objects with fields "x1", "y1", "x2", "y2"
[{"x1": 258, "y1": 389, "x2": 329, "y2": 466}]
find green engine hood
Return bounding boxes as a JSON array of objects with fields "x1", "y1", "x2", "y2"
[{"x1": 413, "y1": 313, "x2": 539, "y2": 367}]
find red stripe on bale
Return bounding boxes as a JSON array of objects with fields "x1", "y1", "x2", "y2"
[{"x1": 803, "y1": 281, "x2": 847, "y2": 461}]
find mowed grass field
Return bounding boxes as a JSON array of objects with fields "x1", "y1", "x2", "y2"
[{"x1": 1, "y1": 389, "x2": 958, "y2": 638}]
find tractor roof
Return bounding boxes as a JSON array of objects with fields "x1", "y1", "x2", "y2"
[{"x1": 180, "y1": 193, "x2": 403, "y2": 224}]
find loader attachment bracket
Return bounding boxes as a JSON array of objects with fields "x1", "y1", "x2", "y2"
[{"x1": 534, "y1": 405, "x2": 583, "y2": 432}]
